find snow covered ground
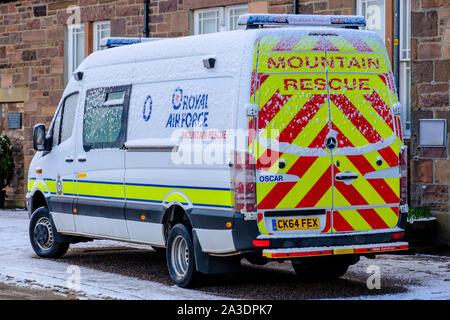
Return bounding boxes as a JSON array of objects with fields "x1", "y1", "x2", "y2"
[
  {"x1": 0, "y1": 209, "x2": 226, "y2": 300},
  {"x1": 0, "y1": 209, "x2": 448, "y2": 300}
]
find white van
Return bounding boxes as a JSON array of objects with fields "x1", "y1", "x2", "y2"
[{"x1": 27, "y1": 14, "x2": 409, "y2": 287}]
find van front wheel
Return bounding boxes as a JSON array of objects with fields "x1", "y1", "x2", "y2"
[
  {"x1": 166, "y1": 223, "x2": 197, "y2": 288},
  {"x1": 29, "y1": 207, "x2": 69, "y2": 258}
]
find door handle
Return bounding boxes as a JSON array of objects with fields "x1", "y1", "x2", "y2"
[
  {"x1": 77, "y1": 155, "x2": 87, "y2": 162},
  {"x1": 65, "y1": 156, "x2": 74, "y2": 163},
  {"x1": 335, "y1": 171, "x2": 358, "y2": 185}
]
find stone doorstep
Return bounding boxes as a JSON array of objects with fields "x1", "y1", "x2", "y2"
[{"x1": 4, "y1": 199, "x2": 26, "y2": 209}]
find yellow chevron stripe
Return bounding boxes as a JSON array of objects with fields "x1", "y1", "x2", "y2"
[
  {"x1": 276, "y1": 156, "x2": 331, "y2": 208},
  {"x1": 338, "y1": 209, "x2": 373, "y2": 231}
]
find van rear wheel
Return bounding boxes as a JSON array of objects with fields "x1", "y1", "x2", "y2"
[{"x1": 166, "y1": 223, "x2": 197, "y2": 288}]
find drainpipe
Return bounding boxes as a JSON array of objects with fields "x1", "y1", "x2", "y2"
[
  {"x1": 394, "y1": 0, "x2": 400, "y2": 94},
  {"x1": 143, "y1": 0, "x2": 149, "y2": 38},
  {"x1": 293, "y1": 0, "x2": 298, "y2": 14}
]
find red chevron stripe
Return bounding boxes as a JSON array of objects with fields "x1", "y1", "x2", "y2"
[
  {"x1": 308, "y1": 123, "x2": 329, "y2": 149},
  {"x1": 278, "y1": 94, "x2": 328, "y2": 144},
  {"x1": 330, "y1": 125, "x2": 400, "y2": 204},
  {"x1": 395, "y1": 116, "x2": 403, "y2": 140},
  {"x1": 343, "y1": 36, "x2": 373, "y2": 52},
  {"x1": 333, "y1": 211, "x2": 355, "y2": 232},
  {"x1": 330, "y1": 94, "x2": 382, "y2": 144},
  {"x1": 333, "y1": 165, "x2": 368, "y2": 206},
  {"x1": 357, "y1": 208, "x2": 390, "y2": 230},
  {"x1": 363, "y1": 89, "x2": 394, "y2": 131},
  {"x1": 378, "y1": 146, "x2": 399, "y2": 167},
  {"x1": 321, "y1": 211, "x2": 332, "y2": 233},
  {"x1": 312, "y1": 37, "x2": 339, "y2": 51},
  {"x1": 250, "y1": 72, "x2": 270, "y2": 97},
  {"x1": 272, "y1": 35, "x2": 303, "y2": 51},
  {"x1": 249, "y1": 89, "x2": 292, "y2": 145},
  {"x1": 257, "y1": 156, "x2": 318, "y2": 209},
  {"x1": 296, "y1": 165, "x2": 332, "y2": 208}
]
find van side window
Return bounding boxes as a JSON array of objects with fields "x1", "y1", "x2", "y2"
[
  {"x1": 60, "y1": 93, "x2": 78, "y2": 143},
  {"x1": 51, "y1": 108, "x2": 62, "y2": 147},
  {"x1": 51, "y1": 92, "x2": 79, "y2": 147},
  {"x1": 83, "y1": 85, "x2": 131, "y2": 151}
]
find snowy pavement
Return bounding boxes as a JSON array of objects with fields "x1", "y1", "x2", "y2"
[
  {"x1": 0, "y1": 209, "x2": 449, "y2": 300},
  {"x1": 0, "y1": 209, "x2": 226, "y2": 300}
]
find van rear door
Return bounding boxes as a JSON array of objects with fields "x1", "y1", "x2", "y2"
[
  {"x1": 326, "y1": 41, "x2": 401, "y2": 233},
  {"x1": 250, "y1": 33, "x2": 334, "y2": 235},
  {"x1": 251, "y1": 30, "x2": 401, "y2": 236}
]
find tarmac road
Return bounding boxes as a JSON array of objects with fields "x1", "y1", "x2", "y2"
[{"x1": 56, "y1": 244, "x2": 450, "y2": 300}]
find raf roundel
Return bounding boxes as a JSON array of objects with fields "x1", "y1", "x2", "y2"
[
  {"x1": 143, "y1": 95, "x2": 152, "y2": 121},
  {"x1": 172, "y1": 87, "x2": 183, "y2": 110}
]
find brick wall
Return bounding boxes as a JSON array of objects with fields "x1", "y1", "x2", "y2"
[
  {"x1": 0, "y1": 0, "x2": 147, "y2": 206},
  {"x1": 409, "y1": 0, "x2": 450, "y2": 242}
]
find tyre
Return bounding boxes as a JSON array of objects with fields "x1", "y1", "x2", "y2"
[
  {"x1": 166, "y1": 223, "x2": 197, "y2": 288},
  {"x1": 29, "y1": 207, "x2": 69, "y2": 258},
  {"x1": 292, "y1": 259, "x2": 350, "y2": 281}
]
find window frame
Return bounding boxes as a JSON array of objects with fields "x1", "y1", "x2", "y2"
[
  {"x1": 356, "y1": 0, "x2": 386, "y2": 43},
  {"x1": 82, "y1": 85, "x2": 131, "y2": 152},
  {"x1": 50, "y1": 91, "x2": 79, "y2": 148},
  {"x1": 193, "y1": 4, "x2": 248, "y2": 35},
  {"x1": 67, "y1": 24, "x2": 85, "y2": 78},
  {"x1": 93, "y1": 20, "x2": 111, "y2": 52},
  {"x1": 399, "y1": 0, "x2": 411, "y2": 138}
]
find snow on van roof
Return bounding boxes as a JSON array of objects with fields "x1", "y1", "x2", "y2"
[{"x1": 77, "y1": 27, "x2": 385, "y2": 73}]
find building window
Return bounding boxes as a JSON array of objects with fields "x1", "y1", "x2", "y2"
[
  {"x1": 357, "y1": 0, "x2": 386, "y2": 43},
  {"x1": 194, "y1": 4, "x2": 248, "y2": 35},
  {"x1": 93, "y1": 21, "x2": 111, "y2": 51},
  {"x1": 399, "y1": 0, "x2": 411, "y2": 138},
  {"x1": 67, "y1": 24, "x2": 84, "y2": 78}
]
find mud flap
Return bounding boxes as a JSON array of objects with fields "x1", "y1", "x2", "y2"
[{"x1": 192, "y1": 230, "x2": 241, "y2": 275}]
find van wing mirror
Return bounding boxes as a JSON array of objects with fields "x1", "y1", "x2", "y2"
[{"x1": 33, "y1": 123, "x2": 50, "y2": 151}]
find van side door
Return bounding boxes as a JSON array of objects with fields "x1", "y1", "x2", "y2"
[
  {"x1": 40, "y1": 92, "x2": 79, "y2": 232},
  {"x1": 73, "y1": 85, "x2": 131, "y2": 239}
]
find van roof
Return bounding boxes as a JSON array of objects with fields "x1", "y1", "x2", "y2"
[{"x1": 77, "y1": 27, "x2": 385, "y2": 72}]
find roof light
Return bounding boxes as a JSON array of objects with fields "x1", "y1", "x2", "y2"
[
  {"x1": 100, "y1": 37, "x2": 165, "y2": 49},
  {"x1": 238, "y1": 14, "x2": 366, "y2": 29}
]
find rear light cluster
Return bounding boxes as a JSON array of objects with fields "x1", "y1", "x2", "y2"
[
  {"x1": 399, "y1": 146, "x2": 408, "y2": 206},
  {"x1": 232, "y1": 151, "x2": 257, "y2": 213}
]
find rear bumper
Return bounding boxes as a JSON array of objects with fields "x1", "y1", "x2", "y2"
[
  {"x1": 232, "y1": 215, "x2": 407, "y2": 255},
  {"x1": 262, "y1": 241, "x2": 409, "y2": 259}
]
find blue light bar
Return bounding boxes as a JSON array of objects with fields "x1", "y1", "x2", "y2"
[
  {"x1": 238, "y1": 14, "x2": 366, "y2": 28},
  {"x1": 100, "y1": 37, "x2": 165, "y2": 49}
]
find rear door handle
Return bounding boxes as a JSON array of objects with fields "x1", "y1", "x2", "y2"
[
  {"x1": 77, "y1": 155, "x2": 87, "y2": 162},
  {"x1": 65, "y1": 156, "x2": 74, "y2": 163},
  {"x1": 335, "y1": 171, "x2": 358, "y2": 184}
]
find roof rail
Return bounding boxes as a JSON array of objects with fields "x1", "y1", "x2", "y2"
[
  {"x1": 100, "y1": 37, "x2": 165, "y2": 49},
  {"x1": 238, "y1": 14, "x2": 366, "y2": 30}
]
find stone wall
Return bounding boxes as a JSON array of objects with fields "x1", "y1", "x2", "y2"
[{"x1": 409, "y1": 0, "x2": 450, "y2": 243}]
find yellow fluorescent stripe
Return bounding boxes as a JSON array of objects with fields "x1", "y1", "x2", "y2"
[
  {"x1": 364, "y1": 38, "x2": 385, "y2": 54},
  {"x1": 329, "y1": 75, "x2": 394, "y2": 140},
  {"x1": 257, "y1": 52, "x2": 328, "y2": 73},
  {"x1": 33, "y1": 181, "x2": 49, "y2": 194},
  {"x1": 77, "y1": 182, "x2": 123, "y2": 198},
  {"x1": 334, "y1": 155, "x2": 389, "y2": 205},
  {"x1": 276, "y1": 156, "x2": 331, "y2": 208},
  {"x1": 290, "y1": 103, "x2": 329, "y2": 148},
  {"x1": 125, "y1": 185, "x2": 232, "y2": 207},
  {"x1": 374, "y1": 207, "x2": 399, "y2": 228},
  {"x1": 258, "y1": 36, "x2": 282, "y2": 52},
  {"x1": 291, "y1": 35, "x2": 321, "y2": 51},
  {"x1": 328, "y1": 36, "x2": 357, "y2": 52},
  {"x1": 61, "y1": 181, "x2": 75, "y2": 195},
  {"x1": 330, "y1": 102, "x2": 370, "y2": 147},
  {"x1": 338, "y1": 209, "x2": 372, "y2": 231}
]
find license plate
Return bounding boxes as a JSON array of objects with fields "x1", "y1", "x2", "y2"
[{"x1": 272, "y1": 217, "x2": 320, "y2": 231}]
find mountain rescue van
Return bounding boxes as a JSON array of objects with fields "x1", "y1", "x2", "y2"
[{"x1": 28, "y1": 14, "x2": 409, "y2": 287}]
